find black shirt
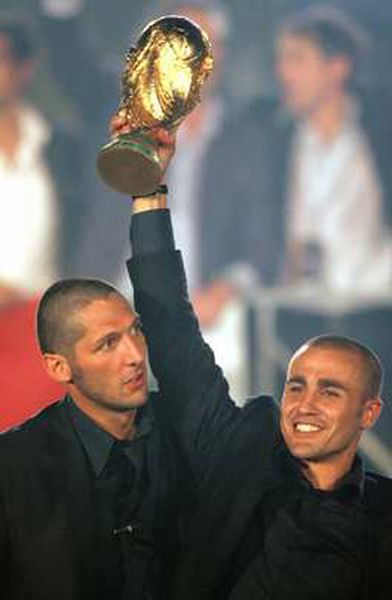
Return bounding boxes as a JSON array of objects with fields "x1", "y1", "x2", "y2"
[
  {"x1": 228, "y1": 451, "x2": 367, "y2": 599},
  {"x1": 66, "y1": 395, "x2": 153, "y2": 482},
  {"x1": 65, "y1": 397, "x2": 155, "y2": 599}
]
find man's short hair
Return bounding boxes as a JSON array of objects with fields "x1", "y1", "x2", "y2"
[
  {"x1": 0, "y1": 14, "x2": 37, "y2": 63},
  {"x1": 305, "y1": 334, "x2": 383, "y2": 399},
  {"x1": 279, "y1": 6, "x2": 370, "y2": 72},
  {"x1": 147, "y1": 0, "x2": 231, "y2": 42},
  {"x1": 36, "y1": 278, "x2": 125, "y2": 357},
  {"x1": 168, "y1": 0, "x2": 230, "y2": 39}
]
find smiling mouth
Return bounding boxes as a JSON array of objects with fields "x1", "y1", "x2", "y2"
[{"x1": 294, "y1": 423, "x2": 322, "y2": 433}]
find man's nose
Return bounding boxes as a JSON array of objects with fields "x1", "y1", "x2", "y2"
[
  {"x1": 122, "y1": 335, "x2": 145, "y2": 364},
  {"x1": 297, "y1": 389, "x2": 319, "y2": 412}
]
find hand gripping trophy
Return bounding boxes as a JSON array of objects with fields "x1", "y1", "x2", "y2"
[{"x1": 97, "y1": 15, "x2": 214, "y2": 196}]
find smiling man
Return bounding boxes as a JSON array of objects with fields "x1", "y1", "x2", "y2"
[
  {"x1": 280, "y1": 336, "x2": 382, "y2": 490},
  {"x1": 0, "y1": 278, "x2": 194, "y2": 599},
  {"x1": 122, "y1": 122, "x2": 392, "y2": 599}
]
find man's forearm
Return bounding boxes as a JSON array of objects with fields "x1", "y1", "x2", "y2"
[
  {"x1": 130, "y1": 205, "x2": 177, "y2": 258},
  {"x1": 130, "y1": 187, "x2": 176, "y2": 256},
  {"x1": 128, "y1": 191, "x2": 237, "y2": 467}
]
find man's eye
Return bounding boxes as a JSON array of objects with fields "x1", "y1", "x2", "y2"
[
  {"x1": 287, "y1": 383, "x2": 302, "y2": 393},
  {"x1": 323, "y1": 388, "x2": 340, "y2": 398},
  {"x1": 130, "y1": 320, "x2": 144, "y2": 336},
  {"x1": 101, "y1": 336, "x2": 118, "y2": 350}
]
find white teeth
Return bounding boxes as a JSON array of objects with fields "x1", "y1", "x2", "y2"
[{"x1": 295, "y1": 423, "x2": 321, "y2": 433}]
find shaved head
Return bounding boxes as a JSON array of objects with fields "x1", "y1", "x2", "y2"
[
  {"x1": 296, "y1": 334, "x2": 383, "y2": 400},
  {"x1": 36, "y1": 279, "x2": 128, "y2": 357}
]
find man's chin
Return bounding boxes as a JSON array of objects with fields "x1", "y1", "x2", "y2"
[
  {"x1": 285, "y1": 438, "x2": 325, "y2": 461},
  {"x1": 109, "y1": 392, "x2": 149, "y2": 412}
]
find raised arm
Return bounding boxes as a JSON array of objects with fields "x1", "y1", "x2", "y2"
[{"x1": 119, "y1": 124, "x2": 239, "y2": 467}]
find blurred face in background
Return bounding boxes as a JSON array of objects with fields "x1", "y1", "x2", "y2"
[
  {"x1": 275, "y1": 32, "x2": 351, "y2": 118},
  {"x1": 0, "y1": 34, "x2": 34, "y2": 108},
  {"x1": 177, "y1": 5, "x2": 226, "y2": 90}
]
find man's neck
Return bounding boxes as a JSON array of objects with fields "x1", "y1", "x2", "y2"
[
  {"x1": 305, "y1": 91, "x2": 351, "y2": 145},
  {"x1": 70, "y1": 394, "x2": 139, "y2": 441},
  {"x1": 300, "y1": 450, "x2": 356, "y2": 491},
  {"x1": 0, "y1": 102, "x2": 22, "y2": 163},
  {"x1": 100, "y1": 412, "x2": 137, "y2": 441}
]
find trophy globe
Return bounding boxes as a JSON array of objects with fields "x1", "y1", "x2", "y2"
[{"x1": 97, "y1": 15, "x2": 214, "y2": 196}]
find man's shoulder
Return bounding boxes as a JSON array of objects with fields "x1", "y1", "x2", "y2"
[
  {"x1": 0, "y1": 399, "x2": 66, "y2": 451},
  {"x1": 365, "y1": 470, "x2": 392, "y2": 489},
  {"x1": 236, "y1": 395, "x2": 281, "y2": 439},
  {"x1": 357, "y1": 87, "x2": 392, "y2": 133},
  {"x1": 151, "y1": 389, "x2": 278, "y2": 417},
  {"x1": 206, "y1": 95, "x2": 292, "y2": 168},
  {"x1": 241, "y1": 394, "x2": 279, "y2": 415},
  {"x1": 364, "y1": 470, "x2": 392, "y2": 516},
  {"x1": 233, "y1": 96, "x2": 280, "y2": 123},
  {"x1": 150, "y1": 390, "x2": 280, "y2": 441},
  {"x1": 46, "y1": 118, "x2": 84, "y2": 165},
  {"x1": 214, "y1": 96, "x2": 282, "y2": 140},
  {"x1": 214, "y1": 395, "x2": 281, "y2": 446}
]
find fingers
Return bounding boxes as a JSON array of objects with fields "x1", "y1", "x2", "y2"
[
  {"x1": 110, "y1": 114, "x2": 131, "y2": 137},
  {"x1": 108, "y1": 115, "x2": 176, "y2": 175},
  {"x1": 110, "y1": 114, "x2": 177, "y2": 144},
  {"x1": 155, "y1": 128, "x2": 176, "y2": 146}
]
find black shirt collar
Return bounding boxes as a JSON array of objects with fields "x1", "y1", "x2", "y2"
[
  {"x1": 332, "y1": 454, "x2": 365, "y2": 499},
  {"x1": 277, "y1": 437, "x2": 365, "y2": 500},
  {"x1": 65, "y1": 396, "x2": 153, "y2": 477}
]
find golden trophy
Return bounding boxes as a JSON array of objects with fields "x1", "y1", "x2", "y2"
[{"x1": 96, "y1": 15, "x2": 214, "y2": 196}]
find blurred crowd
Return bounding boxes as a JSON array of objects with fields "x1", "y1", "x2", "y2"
[{"x1": 0, "y1": 0, "x2": 391, "y2": 470}]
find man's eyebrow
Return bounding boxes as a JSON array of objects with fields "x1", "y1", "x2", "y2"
[
  {"x1": 318, "y1": 378, "x2": 348, "y2": 391},
  {"x1": 286, "y1": 375, "x2": 306, "y2": 384}
]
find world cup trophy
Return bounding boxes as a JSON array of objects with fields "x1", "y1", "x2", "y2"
[{"x1": 96, "y1": 15, "x2": 214, "y2": 196}]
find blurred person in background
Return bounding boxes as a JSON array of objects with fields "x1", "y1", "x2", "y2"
[
  {"x1": 0, "y1": 14, "x2": 85, "y2": 429},
  {"x1": 40, "y1": 0, "x2": 231, "y2": 292},
  {"x1": 40, "y1": 0, "x2": 129, "y2": 284},
  {"x1": 157, "y1": 0, "x2": 231, "y2": 295},
  {"x1": 0, "y1": 14, "x2": 84, "y2": 305},
  {"x1": 152, "y1": 1, "x2": 251, "y2": 398},
  {"x1": 40, "y1": 0, "x2": 250, "y2": 398},
  {"x1": 194, "y1": 5, "x2": 392, "y2": 323}
]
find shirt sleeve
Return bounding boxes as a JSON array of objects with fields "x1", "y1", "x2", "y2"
[
  {"x1": 130, "y1": 209, "x2": 176, "y2": 256},
  {"x1": 127, "y1": 208, "x2": 240, "y2": 473}
]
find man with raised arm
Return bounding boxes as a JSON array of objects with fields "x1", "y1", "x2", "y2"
[{"x1": 120, "y1": 118, "x2": 392, "y2": 599}]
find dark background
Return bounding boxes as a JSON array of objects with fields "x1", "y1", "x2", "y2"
[
  {"x1": 2, "y1": 0, "x2": 392, "y2": 473},
  {"x1": 4, "y1": 0, "x2": 392, "y2": 117}
]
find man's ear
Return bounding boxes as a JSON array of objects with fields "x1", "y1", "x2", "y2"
[
  {"x1": 43, "y1": 353, "x2": 72, "y2": 384},
  {"x1": 360, "y1": 397, "x2": 383, "y2": 431}
]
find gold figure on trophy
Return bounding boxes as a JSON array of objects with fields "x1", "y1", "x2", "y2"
[{"x1": 97, "y1": 15, "x2": 214, "y2": 196}]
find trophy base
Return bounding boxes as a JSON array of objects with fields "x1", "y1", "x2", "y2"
[{"x1": 96, "y1": 132, "x2": 163, "y2": 196}]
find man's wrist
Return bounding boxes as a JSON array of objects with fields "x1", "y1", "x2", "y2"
[
  {"x1": 132, "y1": 196, "x2": 167, "y2": 213},
  {"x1": 132, "y1": 183, "x2": 168, "y2": 213}
]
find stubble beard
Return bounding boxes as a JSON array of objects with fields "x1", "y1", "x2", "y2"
[{"x1": 70, "y1": 364, "x2": 147, "y2": 414}]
